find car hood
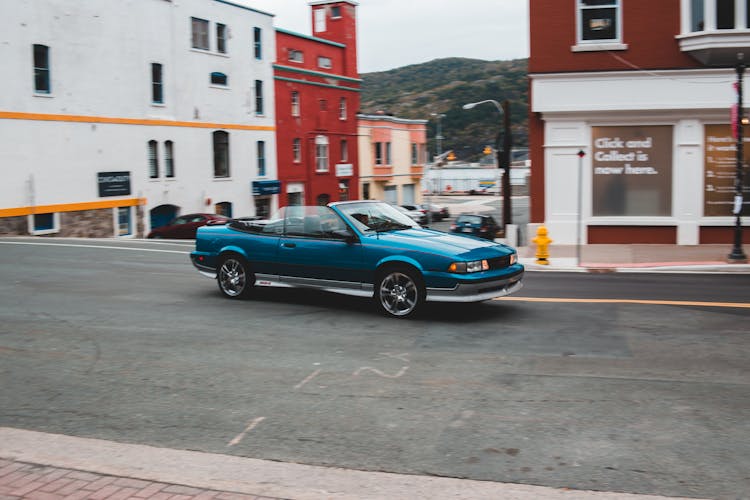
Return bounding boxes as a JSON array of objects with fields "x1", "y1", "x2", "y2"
[{"x1": 371, "y1": 228, "x2": 514, "y2": 258}]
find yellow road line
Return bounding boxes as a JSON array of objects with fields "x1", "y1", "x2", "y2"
[{"x1": 495, "y1": 296, "x2": 750, "y2": 309}]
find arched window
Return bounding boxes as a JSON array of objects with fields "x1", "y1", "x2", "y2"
[
  {"x1": 210, "y1": 72, "x2": 227, "y2": 86},
  {"x1": 215, "y1": 201, "x2": 232, "y2": 217}
]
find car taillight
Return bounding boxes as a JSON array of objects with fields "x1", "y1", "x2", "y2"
[{"x1": 450, "y1": 224, "x2": 456, "y2": 231}]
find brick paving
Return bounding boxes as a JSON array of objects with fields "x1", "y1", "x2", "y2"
[{"x1": 0, "y1": 459, "x2": 285, "y2": 500}]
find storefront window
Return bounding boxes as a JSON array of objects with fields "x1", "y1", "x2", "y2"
[
  {"x1": 591, "y1": 126, "x2": 673, "y2": 217},
  {"x1": 704, "y1": 124, "x2": 750, "y2": 216}
]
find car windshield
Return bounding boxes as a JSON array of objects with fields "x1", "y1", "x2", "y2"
[{"x1": 336, "y1": 201, "x2": 420, "y2": 233}]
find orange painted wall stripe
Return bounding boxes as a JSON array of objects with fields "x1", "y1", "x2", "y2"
[
  {"x1": 0, "y1": 110, "x2": 275, "y2": 132},
  {"x1": 0, "y1": 198, "x2": 146, "y2": 217}
]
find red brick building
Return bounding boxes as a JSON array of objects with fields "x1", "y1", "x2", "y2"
[
  {"x1": 274, "y1": 1, "x2": 360, "y2": 207},
  {"x1": 529, "y1": 0, "x2": 750, "y2": 245}
]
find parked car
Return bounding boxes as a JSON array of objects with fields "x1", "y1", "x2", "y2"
[
  {"x1": 396, "y1": 204, "x2": 428, "y2": 226},
  {"x1": 190, "y1": 201, "x2": 523, "y2": 318},
  {"x1": 147, "y1": 213, "x2": 229, "y2": 239},
  {"x1": 450, "y1": 214, "x2": 501, "y2": 241},
  {"x1": 418, "y1": 203, "x2": 450, "y2": 221}
]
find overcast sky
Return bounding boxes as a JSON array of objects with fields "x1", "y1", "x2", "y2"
[{"x1": 239, "y1": 0, "x2": 529, "y2": 73}]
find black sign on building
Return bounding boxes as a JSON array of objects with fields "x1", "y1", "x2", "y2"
[{"x1": 97, "y1": 171, "x2": 131, "y2": 197}]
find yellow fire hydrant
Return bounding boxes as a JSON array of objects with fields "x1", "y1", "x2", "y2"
[{"x1": 532, "y1": 226, "x2": 552, "y2": 265}]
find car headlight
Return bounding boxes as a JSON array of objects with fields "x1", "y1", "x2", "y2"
[
  {"x1": 510, "y1": 253, "x2": 517, "y2": 265},
  {"x1": 448, "y1": 259, "x2": 489, "y2": 273}
]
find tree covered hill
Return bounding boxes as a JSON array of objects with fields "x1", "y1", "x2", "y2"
[{"x1": 359, "y1": 57, "x2": 528, "y2": 162}]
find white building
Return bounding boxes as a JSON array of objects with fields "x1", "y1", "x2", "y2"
[{"x1": 0, "y1": 0, "x2": 277, "y2": 237}]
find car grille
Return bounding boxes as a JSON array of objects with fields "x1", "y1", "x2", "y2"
[{"x1": 488, "y1": 255, "x2": 512, "y2": 269}]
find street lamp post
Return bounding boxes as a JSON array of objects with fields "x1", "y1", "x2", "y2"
[
  {"x1": 463, "y1": 99, "x2": 512, "y2": 231},
  {"x1": 431, "y1": 113, "x2": 445, "y2": 157},
  {"x1": 729, "y1": 62, "x2": 748, "y2": 262},
  {"x1": 429, "y1": 113, "x2": 446, "y2": 218}
]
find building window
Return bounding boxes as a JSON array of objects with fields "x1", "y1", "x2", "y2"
[
  {"x1": 291, "y1": 91, "x2": 300, "y2": 116},
  {"x1": 33, "y1": 44, "x2": 50, "y2": 94},
  {"x1": 118, "y1": 207, "x2": 132, "y2": 236},
  {"x1": 691, "y1": 0, "x2": 706, "y2": 30},
  {"x1": 211, "y1": 72, "x2": 228, "y2": 86},
  {"x1": 213, "y1": 130, "x2": 230, "y2": 178},
  {"x1": 717, "y1": 0, "x2": 734, "y2": 28},
  {"x1": 577, "y1": 0, "x2": 620, "y2": 43},
  {"x1": 331, "y1": 6, "x2": 341, "y2": 18},
  {"x1": 316, "y1": 194, "x2": 330, "y2": 206},
  {"x1": 314, "y1": 8, "x2": 326, "y2": 32},
  {"x1": 31, "y1": 213, "x2": 58, "y2": 235},
  {"x1": 318, "y1": 56, "x2": 332, "y2": 69},
  {"x1": 289, "y1": 49, "x2": 304, "y2": 63},
  {"x1": 254, "y1": 27, "x2": 262, "y2": 59},
  {"x1": 255, "y1": 80, "x2": 264, "y2": 114},
  {"x1": 315, "y1": 135, "x2": 329, "y2": 172},
  {"x1": 339, "y1": 97, "x2": 347, "y2": 120},
  {"x1": 319, "y1": 99, "x2": 328, "y2": 111},
  {"x1": 215, "y1": 201, "x2": 233, "y2": 218},
  {"x1": 191, "y1": 17, "x2": 210, "y2": 50},
  {"x1": 164, "y1": 140, "x2": 175, "y2": 178},
  {"x1": 386, "y1": 142, "x2": 392, "y2": 164},
  {"x1": 148, "y1": 140, "x2": 159, "y2": 178},
  {"x1": 257, "y1": 141, "x2": 266, "y2": 177},
  {"x1": 339, "y1": 180, "x2": 349, "y2": 201},
  {"x1": 686, "y1": 0, "x2": 750, "y2": 31},
  {"x1": 151, "y1": 63, "x2": 163, "y2": 104},
  {"x1": 293, "y1": 138, "x2": 302, "y2": 162},
  {"x1": 411, "y1": 143, "x2": 419, "y2": 164},
  {"x1": 341, "y1": 139, "x2": 348, "y2": 162},
  {"x1": 216, "y1": 23, "x2": 227, "y2": 53},
  {"x1": 375, "y1": 142, "x2": 384, "y2": 165}
]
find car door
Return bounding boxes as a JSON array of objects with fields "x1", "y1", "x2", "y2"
[
  {"x1": 165, "y1": 215, "x2": 190, "y2": 238},
  {"x1": 183, "y1": 215, "x2": 207, "y2": 239},
  {"x1": 277, "y1": 207, "x2": 364, "y2": 288}
]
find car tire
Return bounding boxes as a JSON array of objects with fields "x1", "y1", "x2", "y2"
[
  {"x1": 374, "y1": 266, "x2": 424, "y2": 318},
  {"x1": 217, "y1": 254, "x2": 254, "y2": 299}
]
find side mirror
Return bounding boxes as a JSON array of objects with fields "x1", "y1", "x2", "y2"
[{"x1": 332, "y1": 229, "x2": 357, "y2": 243}]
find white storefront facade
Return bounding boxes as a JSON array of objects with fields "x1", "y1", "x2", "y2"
[
  {"x1": 0, "y1": 0, "x2": 277, "y2": 237},
  {"x1": 532, "y1": 68, "x2": 747, "y2": 245}
]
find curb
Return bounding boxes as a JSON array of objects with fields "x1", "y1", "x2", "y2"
[{"x1": 0, "y1": 428, "x2": 703, "y2": 500}]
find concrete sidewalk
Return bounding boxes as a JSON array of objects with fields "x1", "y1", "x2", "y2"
[
  {"x1": 0, "y1": 428, "x2": 703, "y2": 500},
  {"x1": 516, "y1": 244, "x2": 750, "y2": 273}
]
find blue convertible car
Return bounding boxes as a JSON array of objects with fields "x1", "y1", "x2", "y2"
[{"x1": 190, "y1": 200, "x2": 523, "y2": 318}]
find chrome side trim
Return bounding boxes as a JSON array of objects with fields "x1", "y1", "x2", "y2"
[{"x1": 253, "y1": 274, "x2": 373, "y2": 297}]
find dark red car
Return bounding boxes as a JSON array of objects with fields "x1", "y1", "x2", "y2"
[{"x1": 147, "y1": 213, "x2": 229, "y2": 239}]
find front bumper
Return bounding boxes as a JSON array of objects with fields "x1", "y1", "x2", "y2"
[{"x1": 425, "y1": 268, "x2": 524, "y2": 303}]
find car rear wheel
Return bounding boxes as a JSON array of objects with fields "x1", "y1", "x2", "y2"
[
  {"x1": 217, "y1": 254, "x2": 254, "y2": 299},
  {"x1": 375, "y1": 267, "x2": 424, "y2": 318}
]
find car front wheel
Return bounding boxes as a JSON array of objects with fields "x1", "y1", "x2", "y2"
[
  {"x1": 217, "y1": 254, "x2": 254, "y2": 299},
  {"x1": 375, "y1": 267, "x2": 423, "y2": 318}
]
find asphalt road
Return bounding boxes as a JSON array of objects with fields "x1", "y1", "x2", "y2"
[{"x1": 0, "y1": 237, "x2": 749, "y2": 499}]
